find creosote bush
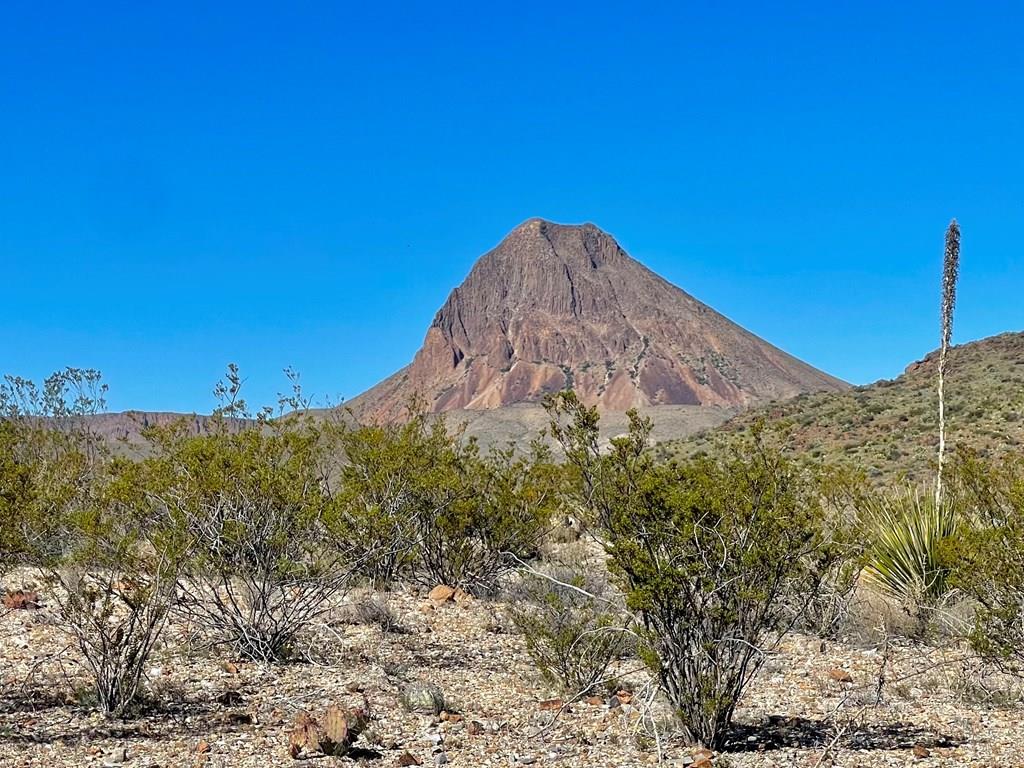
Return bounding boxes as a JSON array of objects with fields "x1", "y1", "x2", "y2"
[
  {"x1": 946, "y1": 451, "x2": 1024, "y2": 672},
  {"x1": 1, "y1": 369, "x2": 179, "y2": 717},
  {"x1": 142, "y1": 372, "x2": 349, "y2": 663},
  {"x1": 547, "y1": 392, "x2": 839, "y2": 749},
  {"x1": 331, "y1": 413, "x2": 451, "y2": 587},
  {"x1": 333, "y1": 410, "x2": 557, "y2": 594},
  {"x1": 510, "y1": 566, "x2": 629, "y2": 697}
]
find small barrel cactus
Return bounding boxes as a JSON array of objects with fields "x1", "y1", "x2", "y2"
[{"x1": 400, "y1": 682, "x2": 445, "y2": 714}]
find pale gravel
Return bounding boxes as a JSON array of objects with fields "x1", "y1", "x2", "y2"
[{"x1": 1, "y1": 586, "x2": 1022, "y2": 768}]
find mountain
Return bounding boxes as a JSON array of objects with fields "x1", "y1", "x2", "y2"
[
  {"x1": 349, "y1": 218, "x2": 847, "y2": 421},
  {"x1": 662, "y1": 332, "x2": 1024, "y2": 484}
]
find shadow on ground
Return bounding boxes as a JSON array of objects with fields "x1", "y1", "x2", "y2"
[
  {"x1": 724, "y1": 714, "x2": 959, "y2": 752},
  {"x1": 0, "y1": 687, "x2": 245, "y2": 748}
]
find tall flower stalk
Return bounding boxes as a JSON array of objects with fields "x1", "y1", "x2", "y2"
[{"x1": 935, "y1": 219, "x2": 960, "y2": 506}]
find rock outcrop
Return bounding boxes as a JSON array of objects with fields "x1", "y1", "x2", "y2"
[{"x1": 350, "y1": 218, "x2": 846, "y2": 420}]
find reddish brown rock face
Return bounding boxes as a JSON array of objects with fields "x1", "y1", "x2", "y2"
[{"x1": 351, "y1": 219, "x2": 847, "y2": 420}]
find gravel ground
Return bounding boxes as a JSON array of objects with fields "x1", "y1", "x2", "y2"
[{"x1": 1, "y1": 584, "x2": 1022, "y2": 768}]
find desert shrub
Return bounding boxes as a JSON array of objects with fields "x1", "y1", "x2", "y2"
[
  {"x1": 858, "y1": 485, "x2": 958, "y2": 634},
  {"x1": 0, "y1": 419, "x2": 32, "y2": 572},
  {"x1": 48, "y1": 468, "x2": 179, "y2": 716},
  {"x1": 338, "y1": 595, "x2": 407, "y2": 634},
  {"x1": 796, "y1": 557, "x2": 862, "y2": 640},
  {"x1": 2, "y1": 369, "x2": 179, "y2": 716},
  {"x1": 416, "y1": 443, "x2": 558, "y2": 593},
  {"x1": 144, "y1": 409, "x2": 348, "y2": 662},
  {"x1": 334, "y1": 413, "x2": 558, "y2": 593},
  {"x1": 793, "y1": 469, "x2": 869, "y2": 639},
  {"x1": 331, "y1": 413, "x2": 459, "y2": 587},
  {"x1": 946, "y1": 452, "x2": 1024, "y2": 672},
  {"x1": 510, "y1": 566, "x2": 629, "y2": 697},
  {"x1": 548, "y1": 393, "x2": 837, "y2": 748}
]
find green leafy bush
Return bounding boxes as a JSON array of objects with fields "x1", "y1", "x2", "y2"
[
  {"x1": 946, "y1": 452, "x2": 1024, "y2": 671},
  {"x1": 416, "y1": 442, "x2": 558, "y2": 593},
  {"x1": 331, "y1": 414, "x2": 460, "y2": 588},
  {"x1": 144, "y1": 411, "x2": 346, "y2": 662},
  {"x1": 548, "y1": 393, "x2": 837, "y2": 748},
  {"x1": 2, "y1": 369, "x2": 179, "y2": 717},
  {"x1": 333, "y1": 412, "x2": 558, "y2": 593},
  {"x1": 510, "y1": 567, "x2": 628, "y2": 697}
]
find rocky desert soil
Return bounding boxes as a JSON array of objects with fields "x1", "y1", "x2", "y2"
[{"x1": 1, "y1": 582, "x2": 1022, "y2": 768}]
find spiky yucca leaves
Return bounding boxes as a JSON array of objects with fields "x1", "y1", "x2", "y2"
[
  {"x1": 936, "y1": 219, "x2": 961, "y2": 506},
  {"x1": 860, "y1": 486, "x2": 958, "y2": 624}
]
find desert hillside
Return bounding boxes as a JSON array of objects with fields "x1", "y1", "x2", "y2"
[{"x1": 663, "y1": 332, "x2": 1024, "y2": 483}]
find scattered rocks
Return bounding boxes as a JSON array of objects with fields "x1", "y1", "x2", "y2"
[{"x1": 0, "y1": 583, "x2": 1001, "y2": 768}]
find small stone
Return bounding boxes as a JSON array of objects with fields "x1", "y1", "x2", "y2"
[
  {"x1": 538, "y1": 698, "x2": 563, "y2": 711},
  {"x1": 196, "y1": 741, "x2": 212, "y2": 754},
  {"x1": 2, "y1": 590, "x2": 41, "y2": 610},
  {"x1": 467, "y1": 720, "x2": 484, "y2": 735},
  {"x1": 434, "y1": 753, "x2": 449, "y2": 765},
  {"x1": 828, "y1": 668, "x2": 854, "y2": 684},
  {"x1": 428, "y1": 585, "x2": 457, "y2": 603},
  {"x1": 913, "y1": 744, "x2": 931, "y2": 759},
  {"x1": 398, "y1": 752, "x2": 422, "y2": 767},
  {"x1": 585, "y1": 696, "x2": 604, "y2": 706},
  {"x1": 101, "y1": 748, "x2": 129, "y2": 767}
]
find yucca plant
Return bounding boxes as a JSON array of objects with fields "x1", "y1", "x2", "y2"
[
  {"x1": 860, "y1": 486, "x2": 958, "y2": 632},
  {"x1": 935, "y1": 219, "x2": 960, "y2": 506}
]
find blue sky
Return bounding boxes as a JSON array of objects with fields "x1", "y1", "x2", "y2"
[{"x1": 2, "y1": 2, "x2": 1022, "y2": 412}]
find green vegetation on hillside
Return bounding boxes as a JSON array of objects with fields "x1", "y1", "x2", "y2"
[{"x1": 661, "y1": 332, "x2": 1024, "y2": 484}]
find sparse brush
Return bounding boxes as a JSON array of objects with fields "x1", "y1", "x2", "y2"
[
  {"x1": 340, "y1": 596, "x2": 407, "y2": 634},
  {"x1": 510, "y1": 567, "x2": 629, "y2": 698}
]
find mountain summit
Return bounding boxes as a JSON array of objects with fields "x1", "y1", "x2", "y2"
[{"x1": 351, "y1": 219, "x2": 846, "y2": 419}]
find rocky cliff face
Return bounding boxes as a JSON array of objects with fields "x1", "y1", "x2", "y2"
[{"x1": 350, "y1": 219, "x2": 847, "y2": 420}]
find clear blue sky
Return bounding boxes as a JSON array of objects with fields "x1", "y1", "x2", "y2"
[{"x1": 2, "y1": 2, "x2": 1022, "y2": 413}]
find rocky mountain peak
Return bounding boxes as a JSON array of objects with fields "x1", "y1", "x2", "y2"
[{"x1": 349, "y1": 220, "x2": 847, "y2": 419}]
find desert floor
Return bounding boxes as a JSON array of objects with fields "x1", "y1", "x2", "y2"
[{"x1": 1, "y1": 582, "x2": 1022, "y2": 768}]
